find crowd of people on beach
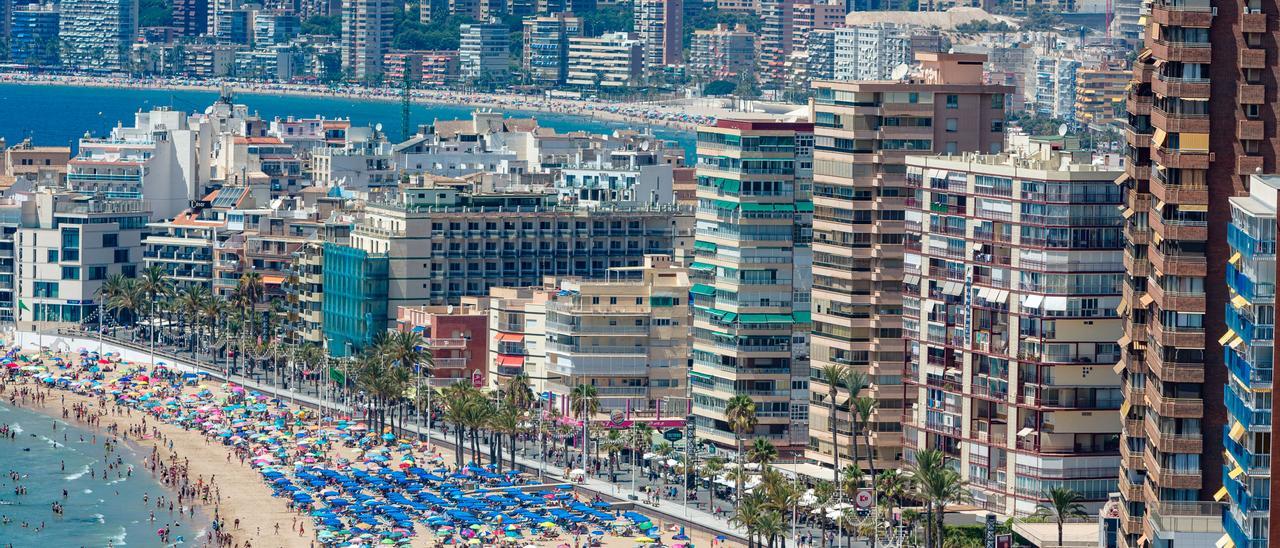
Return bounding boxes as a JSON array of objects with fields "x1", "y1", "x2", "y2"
[{"x1": 0, "y1": 73, "x2": 716, "y2": 131}]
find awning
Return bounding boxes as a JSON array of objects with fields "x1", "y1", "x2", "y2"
[
  {"x1": 1137, "y1": 535, "x2": 1148, "y2": 548},
  {"x1": 1181, "y1": 203, "x2": 1208, "y2": 212},
  {"x1": 1113, "y1": 361, "x2": 1126, "y2": 374},
  {"x1": 1119, "y1": 400, "x2": 1131, "y2": 418},
  {"x1": 497, "y1": 333, "x2": 524, "y2": 343},
  {"x1": 1153, "y1": 199, "x2": 1166, "y2": 213},
  {"x1": 689, "y1": 261, "x2": 714, "y2": 271},
  {"x1": 1022, "y1": 294, "x2": 1044, "y2": 309},
  {"x1": 1229, "y1": 336, "x2": 1245, "y2": 349},
  {"x1": 993, "y1": 290, "x2": 1009, "y2": 303},
  {"x1": 1139, "y1": 294, "x2": 1154, "y2": 307},
  {"x1": 793, "y1": 311, "x2": 811, "y2": 323},
  {"x1": 1230, "y1": 252, "x2": 1242, "y2": 266},
  {"x1": 1118, "y1": 334, "x2": 1132, "y2": 347},
  {"x1": 497, "y1": 354, "x2": 523, "y2": 367},
  {"x1": 1121, "y1": 208, "x2": 1135, "y2": 219},
  {"x1": 1229, "y1": 420, "x2": 1246, "y2": 443},
  {"x1": 943, "y1": 281, "x2": 963, "y2": 296},
  {"x1": 1216, "y1": 534, "x2": 1235, "y2": 548},
  {"x1": 1228, "y1": 464, "x2": 1245, "y2": 479},
  {"x1": 1219, "y1": 329, "x2": 1238, "y2": 346},
  {"x1": 1152, "y1": 128, "x2": 1167, "y2": 148},
  {"x1": 690, "y1": 284, "x2": 716, "y2": 296},
  {"x1": 1043, "y1": 296, "x2": 1068, "y2": 311},
  {"x1": 795, "y1": 201, "x2": 814, "y2": 212},
  {"x1": 410, "y1": 325, "x2": 425, "y2": 333},
  {"x1": 1213, "y1": 487, "x2": 1229, "y2": 503},
  {"x1": 1016, "y1": 427, "x2": 1035, "y2": 437},
  {"x1": 694, "y1": 241, "x2": 719, "y2": 252},
  {"x1": 1232, "y1": 294, "x2": 1250, "y2": 309},
  {"x1": 740, "y1": 313, "x2": 794, "y2": 324},
  {"x1": 1117, "y1": 299, "x2": 1130, "y2": 315},
  {"x1": 978, "y1": 287, "x2": 994, "y2": 300},
  {"x1": 1114, "y1": 173, "x2": 1131, "y2": 185},
  {"x1": 1180, "y1": 132, "x2": 1209, "y2": 151},
  {"x1": 904, "y1": 274, "x2": 920, "y2": 285}
]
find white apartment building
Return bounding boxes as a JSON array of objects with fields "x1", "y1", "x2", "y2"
[
  {"x1": 15, "y1": 191, "x2": 149, "y2": 325},
  {"x1": 459, "y1": 21, "x2": 511, "y2": 85},
  {"x1": 833, "y1": 24, "x2": 942, "y2": 82},
  {"x1": 310, "y1": 126, "x2": 398, "y2": 191},
  {"x1": 69, "y1": 107, "x2": 203, "y2": 221},
  {"x1": 566, "y1": 32, "x2": 643, "y2": 89}
]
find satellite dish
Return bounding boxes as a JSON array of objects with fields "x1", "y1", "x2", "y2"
[
  {"x1": 1057, "y1": 124, "x2": 1069, "y2": 137},
  {"x1": 640, "y1": 141, "x2": 651, "y2": 151},
  {"x1": 890, "y1": 63, "x2": 910, "y2": 81},
  {"x1": 375, "y1": 123, "x2": 383, "y2": 133}
]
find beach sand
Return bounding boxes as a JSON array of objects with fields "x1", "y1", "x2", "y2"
[
  {"x1": 0, "y1": 74, "x2": 720, "y2": 132},
  {"x1": 2, "y1": 355, "x2": 734, "y2": 548}
]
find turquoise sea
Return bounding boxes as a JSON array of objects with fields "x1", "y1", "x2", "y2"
[
  {"x1": 0, "y1": 402, "x2": 206, "y2": 547},
  {"x1": 0, "y1": 83, "x2": 695, "y2": 157}
]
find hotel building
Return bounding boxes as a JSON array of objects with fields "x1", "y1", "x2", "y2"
[
  {"x1": 59, "y1": 0, "x2": 137, "y2": 72},
  {"x1": 903, "y1": 136, "x2": 1125, "y2": 515},
  {"x1": 806, "y1": 53, "x2": 1008, "y2": 471}
]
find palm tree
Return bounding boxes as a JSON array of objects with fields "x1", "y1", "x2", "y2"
[
  {"x1": 569, "y1": 384, "x2": 599, "y2": 470},
  {"x1": 1036, "y1": 487, "x2": 1088, "y2": 548},
  {"x1": 628, "y1": 422, "x2": 655, "y2": 468},
  {"x1": 600, "y1": 430, "x2": 625, "y2": 478},
  {"x1": 699, "y1": 456, "x2": 725, "y2": 507},
  {"x1": 747, "y1": 438, "x2": 778, "y2": 468},
  {"x1": 853, "y1": 395, "x2": 879, "y2": 490},
  {"x1": 438, "y1": 382, "x2": 477, "y2": 467},
  {"x1": 913, "y1": 449, "x2": 971, "y2": 548},
  {"x1": 756, "y1": 510, "x2": 786, "y2": 548},
  {"x1": 844, "y1": 368, "x2": 868, "y2": 483},
  {"x1": 98, "y1": 274, "x2": 143, "y2": 328},
  {"x1": 488, "y1": 403, "x2": 524, "y2": 470},
  {"x1": 816, "y1": 364, "x2": 848, "y2": 491},
  {"x1": 502, "y1": 373, "x2": 535, "y2": 412},
  {"x1": 912, "y1": 448, "x2": 946, "y2": 548},
  {"x1": 730, "y1": 492, "x2": 766, "y2": 548},
  {"x1": 724, "y1": 394, "x2": 757, "y2": 507}
]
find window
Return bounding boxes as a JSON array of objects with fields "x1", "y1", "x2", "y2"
[
  {"x1": 945, "y1": 118, "x2": 957, "y2": 132},
  {"x1": 114, "y1": 249, "x2": 129, "y2": 263},
  {"x1": 88, "y1": 266, "x2": 107, "y2": 280},
  {"x1": 991, "y1": 120, "x2": 1004, "y2": 133},
  {"x1": 102, "y1": 234, "x2": 118, "y2": 248},
  {"x1": 61, "y1": 266, "x2": 80, "y2": 280},
  {"x1": 47, "y1": 250, "x2": 58, "y2": 263},
  {"x1": 946, "y1": 141, "x2": 958, "y2": 154},
  {"x1": 945, "y1": 95, "x2": 959, "y2": 109},
  {"x1": 122, "y1": 265, "x2": 136, "y2": 277},
  {"x1": 991, "y1": 94, "x2": 1004, "y2": 109}
]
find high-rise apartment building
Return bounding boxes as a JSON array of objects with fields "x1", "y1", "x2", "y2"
[
  {"x1": 635, "y1": 0, "x2": 682, "y2": 73},
  {"x1": 341, "y1": 0, "x2": 394, "y2": 81},
  {"x1": 1220, "y1": 174, "x2": 1276, "y2": 548},
  {"x1": 689, "y1": 24, "x2": 755, "y2": 82},
  {"x1": 1034, "y1": 56, "x2": 1082, "y2": 122},
  {"x1": 59, "y1": 0, "x2": 138, "y2": 72},
  {"x1": 758, "y1": 0, "x2": 795, "y2": 91},
  {"x1": 1115, "y1": 0, "x2": 1271, "y2": 544},
  {"x1": 903, "y1": 136, "x2": 1125, "y2": 515},
  {"x1": 806, "y1": 53, "x2": 1008, "y2": 471},
  {"x1": 566, "y1": 32, "x2": 644, "y2": 89},
  {"x1": 1074, "y1": 66, "x2": 1128, "y2": 130},
  {"x1": 690, "y1": 119, "x2": 814, "y2": 456},
  {"x1": 459, "y1": 21, "x2": 511, "y2": 86},
  {"x1": 174, "y1": 0, "x2": 209, "y2": 36},
  {"x1": 544, "y1": 255, "x2": 691, "y2": 411},
  {"x1": 834, "y1": 24, "x2": 943, "y2": 83},
  {"x1": 522, "y1": 13, "x2": 582, "y2": 87},
  {"x1": 8, "y1": 4, "x2": 60, "y2": 67}
]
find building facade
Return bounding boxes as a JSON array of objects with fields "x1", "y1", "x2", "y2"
[
  {"x1": 59, "y1": 0, "x2": 138, "y2": 72},
  {"x1": 8, "y1": 4, "x2": 60, "y2": 67},
  {"x1": 634, "y1": 0, "x2": 682, "y2": 73},
  {"x1": 1114, "y1": 0, "x2": 1272, "y2": 543},
  {"x1": 903, "y1": 136, "x2": 1125, "y2": 515},
  {"x1": 1220, "y1": 174, "x2": 1276, "y2": 548},
  {"x1": 566, "y1": 32, "x2": 643, "y2": 89},
  {"x1": 341, "y1": 0, "x2": 394, "y2": 81},
  {"x1": 690, "y1": 119, "x2": 814, "y2": 456},
  {"x1": 689, "y1": 24, "x2": 755, "y2": 82},
  {"x1": 460, "y1": 21, "x2": 511, "y2": 85},
  {"x1": 522, "y1": 14, "x2": 582, "y2": 87},
  {"x1": 806, "y1": 53, "x2": 1009, "y2": 471}
]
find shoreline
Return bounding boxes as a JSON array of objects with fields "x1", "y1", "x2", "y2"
[
  {"x1": 1, "y1": 369, "x2": 310, "y2": 547},
  {"x1": 0, "y1": 74, "x2": 709, "y2": 132}
]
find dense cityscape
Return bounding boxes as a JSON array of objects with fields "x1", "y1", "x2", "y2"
[{"x1": 0, "y1": 0, "x2": 1268, "y2": 546}]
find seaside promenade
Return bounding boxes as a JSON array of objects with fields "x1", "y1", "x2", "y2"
[{"x1": 12, "y1": 329, "x2": 838, "y2": 547}]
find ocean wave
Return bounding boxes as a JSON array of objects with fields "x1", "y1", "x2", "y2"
[
  {"x1": 9, "y1": 423, "x2": 22, "y2": 434},
  {"x1": 39, "y1": 435, "x2": 63, "y2": 448},
  {"x1": 65, "y1": 464, "x2": 91, "y2": 481},
  {"x1": 109, "y1": 526, "x2": 127, "y2": 545},
  {"x1": 93, "y1": 513, "x2": 105, "y2": 523},
  {"x1": 82, "y1": 489, "x2": 92, "y2": 494}
]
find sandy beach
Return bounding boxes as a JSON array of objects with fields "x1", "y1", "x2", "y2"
[
  {"x1": 0, "y1": 347, "x2": 732, "y2": 548},
  {"x1": 0, "y1": 73, "x2": 718, "y2": 132}
]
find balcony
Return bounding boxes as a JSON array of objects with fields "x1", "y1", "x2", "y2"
[
  {"x1": 1143, "y1": 450, "x2": 1202, "y2": 489},
  {"x1": 1146, "y1": 276, "x2": 1206, "y2": 314},
  {"x1": 1152, "y1": 145, "x2": 1211, "y2": 170},
  {"x1": 1127, "y1": 93, "x2": 1153, "y2": 115},
  {"x1": 1123, "y1": 247, "x2": 1151, "y2": 277},
  {"x1": 1146, "y1": 501, "x2": 1224, "y2": 535},
  {"x1": 1120, "y1": 440, "x2": 1146, "y2": 471},
  {"x1": 1239, "y1": 48, "x2": 1266, "y2": 69},
  {"x1": 1242, "y1": 10, "x2": 1267, "y2": 33},
  {"x1": 1151, "y1": 2, "x2": 1213, "y2": 27},
  {"x1": 1143, "y1": 416, "x2": 1203, "y2": 453},
  {"x1": 1148, "y1": 245, "x2": 1207, "y2": 277},
  {"x1": 1151, "y1": 106, "x2": 1210, "y2": 134},
  {"x1": 1150, "y1": 212, "x2": 1208, "y2": 242},
  {"x1": 1151, "y1": 39, "x2": 1212, "y2": 64},
  {"x1": 1126, "y1": 162, "x2": 1151, "y2": 182},
  {"x1": 1119, "y1": 473, "x2": 1144, "y2": 501},
  {"x1": 1147, "y1": 350, "x2": 1205, "y2": 384},
  {"x1": 1238, "y1": 119, "x2": 1266, "y2": 141},
  {"x1": 1149, "y1": 318, "x2": 1205, "y2": 348},
  {"x1": 1240, "y1": 83, "x2": 1265, "y2": 104},
  {"x1": 1152, "y1": 73, "x2": 1210, "y2": 98},
  {"x1": 1125, "y1": 125, "x2": 1152, "y2": 148},
  {"x1": 1125, "y1": 222, "x2": 1152, "y2": 245},
  {"x1": 1149, "y1": 176, "x2": 1208, "y2": 205},
  {"x1": 1144, "y1": 386, "x2": 1204, "y2": 419},
  {"x1": 1237, "y1": 155, "x2": 1265, "y2": 175}
]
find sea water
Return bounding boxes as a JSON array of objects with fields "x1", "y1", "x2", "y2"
[
  {"x1": 0, "y1": 83, "x2": 696, "y2": 158},
  {"x1": 0, "y1": 402, "x2": 206, "y2": 547}
]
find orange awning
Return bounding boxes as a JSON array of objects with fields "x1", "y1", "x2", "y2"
[
  {"x1": 497, "y1": 333, "x2": 525, "y2": 343},
  {"x1": 497, "y1": 355, "x2": 523, "y2": 367},
  {"x1": 261, "y1": 274, "x2": 285, "y2": 285}
]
